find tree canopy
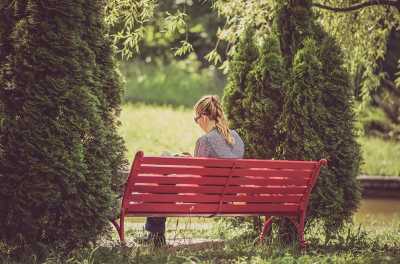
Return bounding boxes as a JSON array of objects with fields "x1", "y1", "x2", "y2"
[{"x1": 105, "y1": 0, "x2": 400, "y2": 97}]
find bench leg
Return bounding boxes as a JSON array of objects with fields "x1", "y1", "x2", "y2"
[
  {"x1": 259, "y1": 216, "x2": 273, "y2": 242},
  {"x1": 299, "y1": 216, "x2": 306, "y2": 249},
  {"x1": 119, "y1": 213, "x2": 125, "y2": 243},
  {"x1": 111, "y1": 219, "x2": 120, "y2": 233},
  {"x1": 110, "y1": 217, "x2": 126, "y2": 243},
  {"x1": 288, "y1": 215, "x2": 306, "y2": 249}
]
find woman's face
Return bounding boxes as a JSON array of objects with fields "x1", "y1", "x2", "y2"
[{"x1": 194, "y1": 112, "x2": 209, "y2": 132}]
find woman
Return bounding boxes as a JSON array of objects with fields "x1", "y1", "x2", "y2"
[{"x1": 144, "y1": 95, "x2": 245, "y2": 246}]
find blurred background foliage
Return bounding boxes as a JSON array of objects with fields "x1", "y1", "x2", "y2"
[
  {"x1": 104, "y1": 0, "x2": 400, "y2": 177},
  {"x1": 120, "y1": 54, "x2": 224, "y2": 107},
  {"x1": 106, "y1": 0, "x2": 400, "y2": 143},
  {"x1": 110, "y1": 0, "x2": 226, "y2": 106}
]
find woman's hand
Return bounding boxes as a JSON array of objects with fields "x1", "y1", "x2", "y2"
[{"x1": 174, "y1": 152, "x2": 192, "y2": 157}]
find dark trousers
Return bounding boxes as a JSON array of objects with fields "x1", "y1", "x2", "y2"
[
  {"x1": 144, "y1": 151, "x2": 173, "y2": 234},
  {"x1": 145, "y1": 217, "x2": 166, "y2": 233}
]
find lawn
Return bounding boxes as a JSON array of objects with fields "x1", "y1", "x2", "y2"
[
  {"x1": 358, "y1": 137, "x2": 400, "y2": 176},
  {"x1": 119, "y1": 103, "x2": 203, "y2": 157},
  {"x1": 119, "y1": 103, "x2": 400, "y2": 176},
  {"x1": 4, "y1": 215, "x2": 398, "y2": 263}
]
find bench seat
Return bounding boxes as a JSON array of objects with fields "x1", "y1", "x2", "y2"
[{"x1": 112, "y1": 151, "x2": 327, "y2": 247}]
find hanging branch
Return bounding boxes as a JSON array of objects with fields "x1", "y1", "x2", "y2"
[
  {"x1": 313, "y1": 0, "x2": 400, "y2": 12},
  {"x1": 383, "y1": 78, "x2": 400, "y2": 97},
  {"x1": 372, "y1": 94, "x2": 400, "y2": 124},
  {"x1": 173, "y1": 0, "x2": 194, "y2": 56}
]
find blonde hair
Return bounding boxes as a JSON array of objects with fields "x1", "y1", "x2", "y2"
[{"x1": 194, "y1": 95, "x2": 235, "y2": 145}]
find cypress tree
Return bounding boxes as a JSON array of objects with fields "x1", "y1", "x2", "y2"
[
  {"x1": 276, "y1": 0, "x2": 313, "y2": 68},
  {"x1": 223, "y1": 26, "x2": 258, "y2": 141},
  {"x1": 312, "y1": 34, "x2": 361, "y2": 235},
  {"x1": 276, "y1": 38, "x2": 325, "y2": 162},
  {"x1": 223, "y1": 27, "x2": 285, "y2": 159},
  {"x1": 241, "y1": 35, "x2": 285, "y2": 159},
  {"x1": 223, "y1": 0, "x2": 361, "y2": 241},
  {"x1": 0, "y1": 0, "x2": 127, "y2": 252},
  {"x1": 276, "y1": 0, "x2": 361, "y2": 239}
]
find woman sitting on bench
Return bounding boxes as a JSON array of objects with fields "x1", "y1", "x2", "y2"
[{"x1": 143, "y1": 95, "x2": 245, "y2": 246}]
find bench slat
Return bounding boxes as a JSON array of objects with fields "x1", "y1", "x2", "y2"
[
  {"x1": 126, "y1": 203, "x2": 299, "y2": 214},
  {"x1": 143, "y1": 157, "x2": 235, "y2": 168},
  {"x1": 142, "y1": 156, "x2": 317, "y2": 170},
  {"x1": 134, "y1": 175, "x2": 309, "y2": 186},
  {"x1": 130, "y1": 193, "x2": 302, "y2": 203},
  {"x1": 234, "y1": 159, "x2": 317, "y2": 170},
  {"x1": 132, "y1": 185, "x2": 307, "y2": 195},
  {"x1": 139, "y1": 166, "x2": 313, "y2": 178},
  {"x1": 125, "y1": 212, "x2": 298, "y2": 217}
]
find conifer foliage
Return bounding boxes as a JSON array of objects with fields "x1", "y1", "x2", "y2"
[
  {"x1": 224, "y1": 0, "x2": 361, "y2": 237},
  {"x1": 223, "y1": 28, "x2": 285, "y2": 159},
  {"x1": 0, "y1": 0, "x2": 127, "y2": 252}
]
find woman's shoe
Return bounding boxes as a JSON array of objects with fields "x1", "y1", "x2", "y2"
[
  {"x1": 135, "y1": 232, "x2": 166, "y2": 247},
  {"x1": 150, "y1": 232, "x2": 166, "y2": 247}
]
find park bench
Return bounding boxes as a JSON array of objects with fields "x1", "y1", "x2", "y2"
[{"x1": 112, "y1": 151, "x2": 327, "y2": 248}]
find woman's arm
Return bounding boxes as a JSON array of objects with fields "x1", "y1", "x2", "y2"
[{"x1": 194, "y1": 136, "x2": 211, "y2": 157}]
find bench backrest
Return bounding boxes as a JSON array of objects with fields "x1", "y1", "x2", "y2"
[{"x1": 122, "y1": 151, "x2": 327, "y2": 216}]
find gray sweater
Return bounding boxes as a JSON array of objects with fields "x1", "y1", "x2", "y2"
[{"x1": 194, "y1": 127, "x2": 245, "y2": 159}]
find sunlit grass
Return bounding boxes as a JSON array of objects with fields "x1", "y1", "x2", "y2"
[
  {"x1": 119, "y1": 103, "x2": 202, "y2": 158},
  {"x1": 358, "y1": 137, "x2": 400, "y2": 176},
  {"x1": 119, "y1": 104, "x2": 400, "y2": 176}
]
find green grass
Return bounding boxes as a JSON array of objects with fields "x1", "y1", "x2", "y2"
[
  {"x1": 119, "y1": 104, "x2": 400, "y2": 176},
  {"x1": 358, "y1": 137, "x2": 400, "y2": 176},
  {"x1": 119, "y1": 103, "x2": 203, "y2": 158},
  {"x1": 2, "y1": 215, "x2": 399, "y2": 263}
]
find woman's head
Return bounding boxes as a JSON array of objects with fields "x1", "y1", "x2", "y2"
[{"x1": 193, "y1": 95, "x2": 235, "y2": 145}]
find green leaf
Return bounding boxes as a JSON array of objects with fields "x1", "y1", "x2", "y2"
[{"x1": 174, "y1": 40, "x2": 194, "y2": 57}]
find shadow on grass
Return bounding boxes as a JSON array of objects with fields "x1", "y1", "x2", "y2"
[
  {"x1": 1, "y1": 220, "x2": 399, "y2": 263},
  {"x1": 1, "y1": 237, "x2": 399, "y2": 264},
  {"x1": 65, "y1": 236, "x2": 400, "y2": 264}
]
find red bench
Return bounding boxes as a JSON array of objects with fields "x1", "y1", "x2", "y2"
[{"x1": 112, "y1": 151, "x2": 327, "y2": 247}]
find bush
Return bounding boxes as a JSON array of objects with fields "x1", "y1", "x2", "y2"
[{"x1": 0, "y1": 0, "x2": 127, "y2": 253}]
